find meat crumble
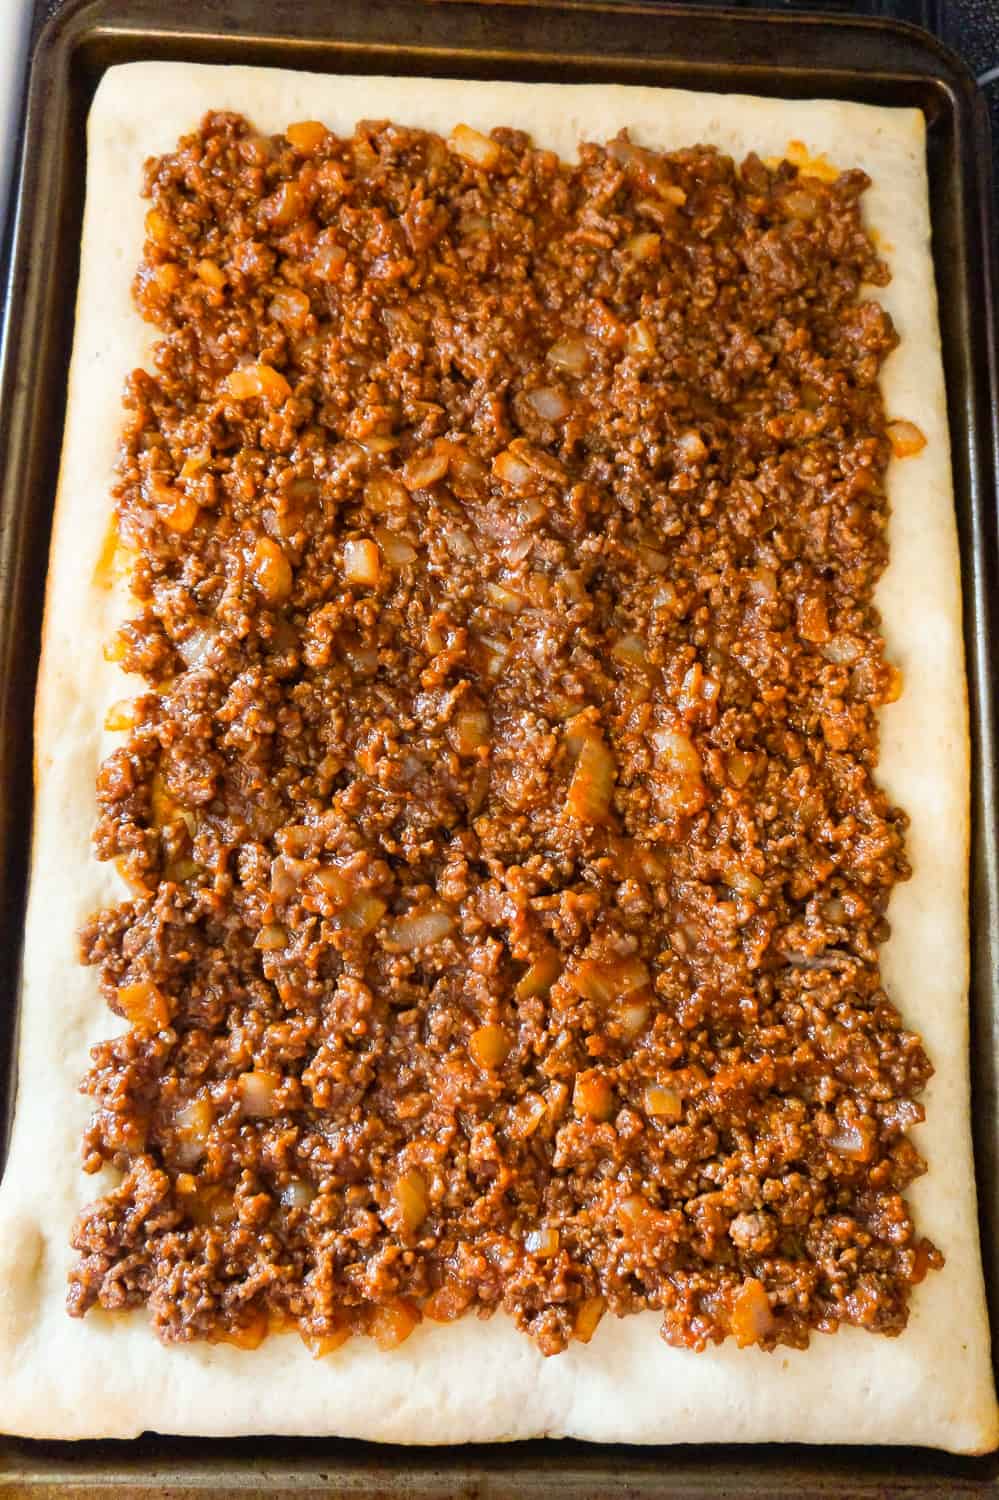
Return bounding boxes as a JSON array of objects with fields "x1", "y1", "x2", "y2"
[{"x1": 68, "y1": 110, "x2": 940, "y2": 1358}]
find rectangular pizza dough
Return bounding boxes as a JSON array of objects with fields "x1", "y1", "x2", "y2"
[{"x1": 0, "y1": 60, "x2": 995, "y2": 1452}]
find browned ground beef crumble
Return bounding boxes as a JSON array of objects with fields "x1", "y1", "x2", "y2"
[{"x1": 68, "y1": 110, "x2": 941, "y2": 1358}]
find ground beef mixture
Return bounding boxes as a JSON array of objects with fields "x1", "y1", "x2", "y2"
[{"x1": 68, "y1": 110, "x2": 941, "y2": 1359}]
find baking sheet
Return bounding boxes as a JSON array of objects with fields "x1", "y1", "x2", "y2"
[{"x1": 1, "y1": 0, "x2": 997, "y2": 1492}]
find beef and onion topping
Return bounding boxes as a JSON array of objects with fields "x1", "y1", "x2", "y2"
[{"x1": 69, "y1": 110, "x2": 938, "y2": 1358}]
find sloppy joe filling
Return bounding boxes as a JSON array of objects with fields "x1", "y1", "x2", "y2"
[{"x1": 69, "y1": 110, "x2": 939, "y2": 1357}]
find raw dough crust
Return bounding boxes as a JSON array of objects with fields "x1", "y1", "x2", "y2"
[{"x1": 0, "y1": 61, "x2": 994, "y2": 1452}]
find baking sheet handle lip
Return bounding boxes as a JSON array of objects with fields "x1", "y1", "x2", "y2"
[
  {"x1": 0, "y1": 0, "x2": 78, "y2": 1173},
  {"x1": 28, "y1": 0, "x2": 989, "y2": 102},
  {"x1": 966, "y1": 76, "x2": 999, "y2": 1384}
]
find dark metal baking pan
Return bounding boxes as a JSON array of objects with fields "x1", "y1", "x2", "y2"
[{"x1": 1, "y1": 0, "x2": 997, "y2": 1493}]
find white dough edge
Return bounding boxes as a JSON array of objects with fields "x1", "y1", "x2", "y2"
[{"x1": 0, "y1": 61, "x2": 994, "y2": 1451}]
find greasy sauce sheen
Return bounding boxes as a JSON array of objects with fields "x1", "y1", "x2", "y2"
[{"x1": 69, "y1": 111, "x2": 940, "y2": 1358}]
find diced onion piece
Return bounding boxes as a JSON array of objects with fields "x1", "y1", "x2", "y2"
[
  {"x1": 403, "y1": 447, "x2": 450, "y2": 490},
  {"x1": 186, "y1": 1188, "x2": 234, "y2": 1224},
  {"x1": 312, "y1": 236, "x2": 347, "y2": 281},
  {"x1": 677, "y1": 663, "x2": 719, "y2": 714},
  {"x1": 886, "y1": 419, "x2": 926, "y2": 458},
  {"x1": 394, "y1": 1169, "x2": 429, "y2": 1233},
  {"x1": 373, "y1": 527, "x2": 417, "y2": 566},
  {"x1": 526, "y1": 571, "x2": 552, "y2": 607},
  {"x1": 627, "y1": 319, "x2": 656, "y2": 356},
  {"x1": 149, "y1": 772, "x2": 179, "y2": 831},
  {"x1": 343, "y1": 537, "x2": 381, "y2": 587},
  {"x1": 479, "y1": 635, "x2": 509, "y2": 679},
  {"x1": 179, "y1": 451, "x2": 210, "y2": 483},
  {"x1": 176, "y1": 622, "x2": 218, "y2": 670},
  {"x1": 723, "y1": 864, "x2": 763, "y2": 899},
  {"x1": 574, "y1": 1296, "x2": 605, "y2": 1344},
  {"x1": 251, "y1": 537, "x2": 293, "y2": 603},
  {"x1": 748, "y1": 566, "x2": 777, "y2": 601},
  {"x1": 194, "y1": 258, "x2": 225, "y2": 291},
  {"x1": 516, "y1": 951, "x2": 561, "y2": 1001},
  {"x1": 651, "y1": 728, "x2": 704, "y2": 815},
  {"x1": 365, "y1": 475, "x2": 410, "y2": 513},
  {"x1": 509, "y1": 1091, "x2": 547, "y2": 1139},
  {"x1": 449, "y1": 708, "x2": 490, "y2": 757},
  {"x1": 370, "y1": 1299, "x2": 420, "y2": 1350},
  {"x1": 546, "y1": 336, "x2": 588, "y2": 376},
  {"x1": 783, "y1": 187, "x2": 820, "y2": 221},
  {"x1": 116, "y1": 980, "x2": 170, "y2": 1032},
  {"x1": 661, "y1": 184, "x2": 687, "y2": 206},
  {"x1": 798, "y1": 595, "x2": 830, "y2": 644},
  {"x1": 358, "y1": 434, "x2": 398, "y2": 456},
  {"x1": 227, "y1": 362, "x2": 291, "y2": 404},
  {"x1": 286, "y1": 119, "x2": 327, "y2": 154},
  {"x1": 340, "y1": 894, "x2": 387, "y2": 934},
  {"x1": 566, "y1": 733, "x2": 617, "y2": 825},
  {"x1": 884, "y1": 665, "x2": 903, "y2": 704},
  {"x1": 486, "y1": 582, "x2": 525, "y2": 614},
  {"x1": 677, "y1": 429, "x2": 708, "y2": 463},
  {"x1": 829, "y1": 1122, "x2": 871, "y2": 1161},
  {"x1": 154, "y1": 261, "x2": 180, "y2": 293},
  {"x1": 644, "y1": 1083, "x2": 683, "y2": 1120},
  {"x1": 623, "y1": 231, "x2": 661, "y2": 261},
  {"x1": 175, "y1": 1096, "x2": 213, "y2": 1166},
  {"x1": 822, "y1": 635, "x2": 860, "y2": 665},
  {"x1": 524, "y1": 1227, "x2": 560, "y2": 1258},
  {"x1": 561, "y1": 570, "x2": 587, "y2": 604},
  {"x1": 606, "y1": 960, "x2": 645, "y2": 996},
  {"x1": 280, "y1": 1179, "x2": 316, "y2": 1210},
  {"x1": 264, "y1": 178, "x2": 305, "y2": 227},
  {"x1": 166, "y1": 855, "x2": 201, "y2": 883},
  {"x1": 571, "y1": 956, "x2": 649, "y2": 1004},
  {"x1": 271, "y1": 854, "x2": 313, "y2": 900},
  {"x1": 384, "y1": 909, "x2": 454, "y2": 952},
  {"x1": 310, "y1": 868, "x2": 348, "y2": 908},
  {"x1": 731, "y1": 1278, "x2": 775, "y2": 1347},
  {"x1": 448, "y1": 123, "x2": 501, "y2": 170},
  {"x1": 269, "y1": 287, "x2": 310, "y2": 328},
  {"x1": 611, "y1": 633, "x2": 647, "y2": 668},
  {"x1": 469, "y1": 1024, "x2": 510, "y2": 1071},
  {"x1": 300, "y1": 1325, "x2": 352, "y2": 1358},
  {"x1": 238, "y1": 1069, "x2": 280, "y2": 1118},
  {"x1": 158, "y1": 486, "x2": 200, "y2": 535},
  {"x1": 115, "y1": 858, "x2": 150, "y2": 897},
  {"x1": 446, "y1": 444, "x2": 488, "y2": 493},
  {"x1": 618, "y1": 999, "x2": 650, "y2": 1040},
  {"x1": 104, "y1": 699, "x2": 137, "y2": 733},
  {"x1": 254, "y1": 923, "x2": 287, "y2": 951},
  {"x1": 573, "y1": 1068, "x2": 615, "y2": 1121},
  {"x1": 726, "y1": 751, "x2": 756, "y2": 789},
  {"x1": 145, "y1": 208, "x2": 173, "y2": 248},
  {"x1": 509, "y1": 529, "x2": 539, "y2": 565},
  {"x1": 527, "y1": 386, "x2": 571, "y2": 422},
  {"x1": 492, "y1": 448, "x2": 535, "y2": 490},
  {"x1": 444, "y1": 525, "x2": 477, "y2": 560}
]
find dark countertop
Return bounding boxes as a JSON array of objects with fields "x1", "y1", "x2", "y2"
[{"x1": 941, "y1": 0, "x2": 999, "y2": 201}]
